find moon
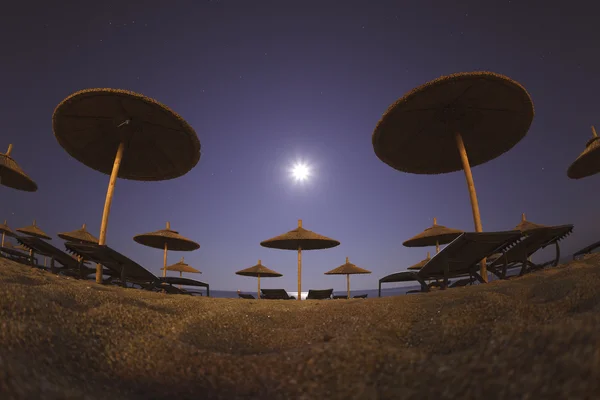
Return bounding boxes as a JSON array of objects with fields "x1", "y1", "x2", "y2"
[{"x1": 291, "y1": 162, "x2": 310, "y2": 182}]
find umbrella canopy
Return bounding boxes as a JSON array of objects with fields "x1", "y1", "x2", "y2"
[
  {"x1": 58, "y1": 223, "x2": 99, "y2": 244},
  {"x1": 372, "y1": 71, "x2": 534, "y2": 281},
  {"x1": 407, "y1": 252, "x2": 431, "y2": 270},
  {"x1": 134, "y1": 221, "x2": 200, "y2": 277},
  {"x1": 163, "y1": 257, "x2": 201, "y2": 274},
  {"x1": 324, "y1": 257, "x2": 371, "y2": 299},
  {"x1": 567, "y1": 126, "x2": 600, "y2": 179},
  {"x1": 53, "y1": 88, "x2": 201, "y2": 284},
  {"x1": 0, "y1": 144, "x2": 38, "y2": 192},
  {"x1": 16, "y1": 220, "x2": 51, "y2": 240},
  {"x1": 403, "y1": 217, "x2": 463, "y2": 253},
  {"x1": 236, "y1": 259, "x2": 282, "y2": 299},
  {"x1": 514, "y1": 213, "x2": 547, "y2": 232},
  {"x1": 260, "y1": 220, "x2": 340, "y2": 301},
  {"x1": 0, "y1": 220, "x2": 15, "y2": 247}
]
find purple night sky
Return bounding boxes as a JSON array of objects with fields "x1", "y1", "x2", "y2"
[{"x1": 1, "y1": 0, "x2": 599, "y2": 291}]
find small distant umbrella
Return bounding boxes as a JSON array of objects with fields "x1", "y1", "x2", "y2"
[
  {"x1": 0, "y1": 144, "x2": 38, "y2": 192},
  {"x1": 567, "y1": 126, "x2": 600, "y2": 179},
  {"x1": 0, "y1": 220, "x2": 15, "y2": 247},
  {"x1": 53, "y1": 88, "x2": 201, "y2": 284},
  {"x1": 235, "y1": 259, "x2": 282, "y2": 299},
  {"x1": 162, "y1": 257, "x2": 201, "y2": 289},
  {"x1": 403, "y1": 217, "x2": 463, "y2": 253},
  {"x1": 324, "y1": 257, "x2": 371, "y2": 299},
  {"x1": 16, "y1": 220, "x2": 52, "y2": 240},
  {"x1": 134, "y1": 221, "x2": 200, "y2": 278},
  {"x1": 514, "y1": 213, "x2": 547, "y2": 232},
  {"x1": 261, "y1": 219, "x2": 340, "y2": 301},
  {"x1": 407, "y1": 252, "x2": 431, "y2": 270},
  {"x1": 372, "y1": 71, "x2": 535, "y2": 281},
  {"x1": 58, "y1": 223, "x2": 99, "y2": 244}
]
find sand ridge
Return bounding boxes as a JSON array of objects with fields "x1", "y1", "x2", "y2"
[{"x1": 1, "y1": 256, "x2": 600, "y2": 399}]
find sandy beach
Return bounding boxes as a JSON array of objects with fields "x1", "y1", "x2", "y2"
[{"x1": 1, "y1": 256, "x2": 599, "y2": 399}]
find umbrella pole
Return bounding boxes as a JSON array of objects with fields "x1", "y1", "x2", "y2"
[
  {"x1": 97, "y1": 140, "x2": 126, "y2": 284},
  {"x1": 454, "y1": 131, "x2": 488, "y2": 282},
  {"x1": 179, "y1": 271, "x2": 182, "y2": 289},
  {"x1": 347, "y1": 274, "x2": 350, "y2": 299},
  {"x1": 257, "y1": 274, "x2": 261, "y2": 299},
  {"x1": 163, "y1": 243, "x2": 168, "y2": 278},
  {"x1": 298, "y1": 247, "x2": 302, "y2": 301},
  {"x1": 1, "y1": 232, "x2": 4, "y2": 247},
  {"x1": 436, "y1": 240, "x2": 440, "y2": 254}
]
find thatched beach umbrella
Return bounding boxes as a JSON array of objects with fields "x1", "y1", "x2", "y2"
[
  {"x1": 0, "y1": 220, "x2": 15, "y2": 247},
  {"x1": 162, "y1": 257, "x2": 201, "y2": 289},
  {"x1": 567, "y1": 126, "x2": 600, "y2": 179},
  {"x1": 0, "y1": 144, "x2": 38, "y2": 192},
  {"x1": 53, "y1": 88, "x2": 201, "y2": 283},
  {"x1": 16, "y1": 220, "x2": 52, "y2": 240},
  {"x1": 407, "y1": 252, "x2": 431, "y2": 270},
  {"x1": 514, "y1": 213, "x2": 547, "y2": 232},
  {"x1": 403, "y1": 217, "x2": 463, "y2": 254},
  {"x1": 260, "y1": 219, "x2": 340, "y2": 301},
  {"x1": 324, "y1": 257, "x2": 371, "y2": 299},
  {"x1": 134, "y1": 222, "x2": 200, "y2": 278},
  {"x1": 58, "y1": 223, "x2": 99, "y2": 244},
  {"x1": 235, "y1": 259, "x2": 282, "y2": 299},
  {"x1": 372, "y1": 71, "x2": 535, "y2": 281}
]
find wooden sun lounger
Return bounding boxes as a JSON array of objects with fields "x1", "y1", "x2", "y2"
[
  {"x1": 572, "y1": 239, "x2": 600, "y2": 260},
  {"x1": 377, "y1": 230, "x2": 523, "y2": 296},
  {"x1": 306, "y1": 288, "x2": 333, "y2": 300},
  {"x1": 64, "y1": 242, "x2": 210, "y2": 296},
  {"x1": 0, "y1": 245, "x2": 37, "y2": 266},
  {"x1": 486, "y1": 225, "x2": 573, "y2": 279},
  {"x1": 16, "y1": 235, "x2": 90, "y2": 277},
  {"x1": 260, "y1": 288, "x2": 296, "y2": 300},
  {"x1": 238, "y1": 293, "x2": 255, "y2": 299}
]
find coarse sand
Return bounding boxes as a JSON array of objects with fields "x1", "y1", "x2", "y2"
[{"x1": 1, "y1": 255, "x2": 600, "y2": 399}]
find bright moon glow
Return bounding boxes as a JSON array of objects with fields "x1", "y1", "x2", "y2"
[{"x1": 291, "y1": 163, "x2": 310, "y2": 182}]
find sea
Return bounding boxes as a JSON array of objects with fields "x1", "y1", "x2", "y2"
[{"x1": 208, "y1": 286, "x2": 419, "y2": 299}]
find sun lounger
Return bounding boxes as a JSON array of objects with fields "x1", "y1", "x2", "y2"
[
  {"x1": 353, "y1": 294, "x2": 368, "y2": 299},
  {"x1": 449, "y1": 277, "x2": 476, "y2": 288},
  {"x1": 572, "y1": 239, "x2": 600, "y2": 260},
  {"x1": 486, "y1": 225, "x2": 573, "y2": 279},
  {"x1": 16, "y1": 235, "x2": 91, "y2": 276},
  {"x1": 0, "y1": 244, "x2": 37, "y2": 266},
  {"x1": 64, "y1": 241, "x2": 210, "y2": 296},
  {"x1": 333, "y1": 293, "x2": 369, "y2": 299},
  {"x1": 378, "y1": 230, "x2": 523, "y2": 296},
  {"x1": 260, "y1": 288, "x2": 296, "y2": 300},
  {"x1": 238, "y1": 293, "x2": 255, "y2": 299},
  {"x1": 306, "y1": 289, "x2": 333, "y2": 300}
]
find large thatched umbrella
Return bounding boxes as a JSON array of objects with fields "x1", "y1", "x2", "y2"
[
  {"x1": 134, "y1": 222, "x2": 200, "y2": 278},
  {"x1": 403, "y1": 217, "x2": 463, "y2": 253},
  {"x1": 0, "y1": 144, "x2": 38, "y2": 192},
  {"x1": 514, "y1": 213, "x2": 547, "y2": 232},
  {"x1": 162, "y1": 257, "x2": 201, "y2": 289},
  {"x1": 260, "y1": 219, "x2": 340, "y2": 301},
  {"x1": 58, "y1": 223, "x2": 99, "y2": 244},
  {"x1": 567, "y1": 126, "x2": 600, "y2": 179},
  {"x1": 0, "y1": 220, "x2": 15, "y2": 247},
  {"x1": 324, "y1": 257, "x2": 371, "y2": 299},
  {"x1": 407, "y1": 252, "x2": 431, "y2": 270},
  {"x1": 372, "y1": 71, "x2": 535, "y2": 281},
  {"x1": 235, "y1": 259, "x2": 282, "y2": 299},
  {"x1": 53, "y1": 88, "x2": 201, "y2": 283}
]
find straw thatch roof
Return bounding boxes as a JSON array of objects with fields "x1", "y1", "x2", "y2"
[
  {"x1": 372, "y1": 71, "x2": 535, "y2": 174},
  {"x1": 403, "y1": 218, "x2": 463, "y2": 247},
  {"x1": 235, "y1": 260, "x2": 282, "y2": 278},
  {"x1": 0, "y1": 220, "x2": 15, "y2": 236},
  {"x1": 260, "y1": 220, "x2": 340, "y2": 251},
  {"x1": 514, "y1": 213, "x2": 547, "y2": 232},
  {"x1": 58, "y1": 223, "x2": 99, "y2": 244},
  {"x1": 16, "y1": 220, "x2": 51, "y2": 240},
  {"x1": 325, "y1": 257, "x2": 371, "y2": 275},
  {"x1": 407, "y1": 252, "x2": 431, "y2": 270},
  {"x1": 0, "y1": 144, "x2": 38, "y2": 192},
  {"x1": 567, "y1": 126, "x2": 600, "y2": 179},
  {"x1": 52, "y1": 88, "x2": 201, "y2": 181},
  {"x1": 134, "y1": 222, "x2": 199, "y2": 251},
  {"x1": 161, "y1": 257, "x2": 201, "y2": 274}
]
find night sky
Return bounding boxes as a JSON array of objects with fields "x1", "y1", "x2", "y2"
[{"x1": 2, "y1": 0, "x2": 599, "y2": 292}]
